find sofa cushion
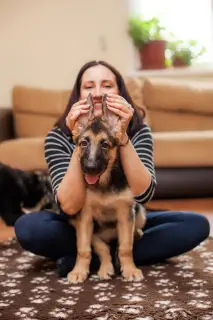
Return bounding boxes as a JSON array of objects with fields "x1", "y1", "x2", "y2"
[
  {"x1": 13, "y1": 86, "x2": 71, "y2": 116},
  {"x1": 153, "y1": 130, "x2": 213, "y2": 167},
  {"x1": 12, "y1": 86, "x2": 71, "y2": 138},
  {"x1": 125, "y1": 77, "x2": 151, "y2": 125},
  {"x1": 14, "y1": 113, "x2": 58, "y2": 138},
  {"x1": 149, "y1": 109, "x2": 213, "y2": 132},
  {"x1": 143, "y1": 78, "x2": 213, "y2": 115},
  {"x1": 0, "y1": 137, "x2": 47, "y2": 171}
]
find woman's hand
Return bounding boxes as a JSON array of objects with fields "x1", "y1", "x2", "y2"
[
  {"x1": 65, "y1": 99, "x2": 90, "y2": 132},
  {"x1": 106, "y1": 94, "x2": 134, "y2": 144}
]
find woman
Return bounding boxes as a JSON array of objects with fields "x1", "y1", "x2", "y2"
[{"x1": 14, "y1": 60, "x2": 210, "y2": 277}]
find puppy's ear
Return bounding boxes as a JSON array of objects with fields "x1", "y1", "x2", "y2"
[
  {"x1": 102, "y1": 94, "x2": 122, "y2": 140},
  {"x1": 72, "y1": 93, "x2": 94, "y2": 142}
]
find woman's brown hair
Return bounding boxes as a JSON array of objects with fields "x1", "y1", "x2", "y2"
[{"x1": 55, "y1": 60, "x2": 145, "y2": 139}]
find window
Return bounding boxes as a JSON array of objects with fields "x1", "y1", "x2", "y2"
[{"x1": 130, "y1": 0, "x2": 213, "y2": 64}]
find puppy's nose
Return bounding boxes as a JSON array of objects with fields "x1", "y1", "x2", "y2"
[{"x1": 85, "y1": 160, "x2": 98, "y2": 174}]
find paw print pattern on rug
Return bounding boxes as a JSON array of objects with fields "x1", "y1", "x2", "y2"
[
  {"x1": 155, "y1": 279, "x2": 176, "y2": 287},
  {"x1": 15, "y1": 307, "x2": 38, "y2": 319},
  {"x1": 118, "y1": 304, "x2": 143, "y2": 315},
  {"x1": 63, "y1": 285, "x2": 83, "y2": 295},
  {"x1": 29, "y1": 294, "x2": 50, "y2": 304},
  {"x1": 158, "y1": 288, "x2": 179, "y2": 297},
  {"x1": 154, "y1": 300, "x2": 171, "y2": 309},
  {"x1": 30, "y1": 286, "x2": 52, "y2": 304},
  {"x1": 2, "y1": 248, "x2": 18, "y2": 257},
  {"x1": 174, "y1": 270, "x2": 194, "y2": 278},
  {"x1": 85, "y1": 304, "x2": 106, "y2": 315},
  {"x1": 164, "y1": 307, "x2": 191, "y2": 319},
  {"x1": 1, "y1": 289, "x2": 22, "y2": 297},
  {"x1": 147, "y1": 270, "x2": 167, "y2": 278},
  {"x1": 57, "y1": 278, "x2": 71, "y2": 285},
  {"x1": 134, "y1": 317, "x2": 153, "y2": 320},
  {"x1": 0, "y1": 299, "x2": 14, "y2": 307},
  {"x1": 201, "y1": 312, "x2": 213, "y2": 320},
  {"x1": 30, "y1": 276, "x2": 50, "y2": 284},
  {"x1": 95, "y1": 291, "x2": 116, "y2": 301},
  {"x1": 124, "y1": 282, "x2": 147, "y2": 292},
  {"x1": 175, "y1": 262, "x2": 194, "y2": 270},
  {"x1": 188, "y1": 279, "x2": 207, "y2": 287},
  {"x1": 0, "y1": 263, "x2": 6, "y2": 270},
  {"x1": 93, "y1": 282, "x2": 114, "y2": 291},
  {"x1": 1, "y1": 278, "x2": 20, "y2": 288},
  {"x1": 88, "y1": 274, "x2": 101, "y2": 282},
  {"x1": 43, "y1": 270, "x2": 55, "y2": 276},
  {"x1": 21, "y1": 251, "x2": 36, "y2": 257},
  {"x1": 200, "y1": 252, "x2": 213, "y2": 259},
  {"x1": 0, "y1": 256, "x2": 9, "y2": 262},
  {"x1": 7, "y1": 272, "x2": 25, "y2": 279},
  {"x1": 57, "y1": 296, "x2": 78, "y2": 306},
  {"x1": 122, "y1": 292, "x2": 144, "y2": 302},
  {"x1": 205, "y1": 265, "x2": 213, "y2": 273},
  {"x1": 95, "y1": 314, "x2": 109, "y2": 320},
  {"x1": 0, "y1": 238, "x2": 213, "y2": 319},
  {"x1": 187, "y1": 289, "x2": 209, "y2": 298},
  {"x1": 31, "y1": 285, "x2": 51, "y2": 294},
  {"x1": 188, "y1": 300, "x2": 212, "y2": 309},
  {"x1": 16, "y1": 256, "x2": 33, "y2": 264},
  {"x1": 17, "y1": 263, "x2": 32, "y2": 271},
  {"x1": 176, "y1": 254, "x2": 193, "y2": 262},
  {"x1": 49, "y1": 307, "x2": 73, "y2": 319}
]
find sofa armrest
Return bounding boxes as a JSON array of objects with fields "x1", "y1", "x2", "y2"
[{"x1": 0, "y1": 108, "x2": 15, "y2": 142}]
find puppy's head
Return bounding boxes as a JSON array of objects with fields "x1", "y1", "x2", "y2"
[{"x1": 74, "y1": 94, "x2": 122, "y2": 186}]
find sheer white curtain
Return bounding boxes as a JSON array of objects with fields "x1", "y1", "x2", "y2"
[{"x1": 130, "y1": 0, "x2": 213, "y2": 63}]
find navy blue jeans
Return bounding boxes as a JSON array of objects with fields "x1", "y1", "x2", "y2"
[{"x1": 14, "y1": 210, "x2": 210, "y2": 275}]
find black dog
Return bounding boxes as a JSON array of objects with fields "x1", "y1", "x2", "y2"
[{"x1": 0, "y1": 162, "x2": 56, "y2": 226}]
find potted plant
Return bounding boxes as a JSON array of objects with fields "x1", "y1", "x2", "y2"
[
  {"x1": 128, "y1": 15, "x2": 167, "y2": 70},
  {"x1": 167, "y1": 40, "x2": 206, "y2": 67}
]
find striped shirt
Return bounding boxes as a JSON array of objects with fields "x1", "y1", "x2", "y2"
[{"x1": 44, "y1": 124, "x2": 157, "y2": 206}]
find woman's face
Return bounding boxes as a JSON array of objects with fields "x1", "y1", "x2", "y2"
[{"x1": 80, "y1": 64, "x2": 119, "y2": 117}]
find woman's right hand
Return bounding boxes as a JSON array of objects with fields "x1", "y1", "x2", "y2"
[{"x1": 65, "y1": 99, "x2": 90, "y2": 132}]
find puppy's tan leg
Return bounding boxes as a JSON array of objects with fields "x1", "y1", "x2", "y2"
[
  {"x1": 67, "y1": 207, "x2": 93, "y2": 284},
  {"x1": 92, "y1": 233, "x2": 115, "y2": 280},
  {"x1": 117, "y1": 206, "x2": 144, "y2": 282}
]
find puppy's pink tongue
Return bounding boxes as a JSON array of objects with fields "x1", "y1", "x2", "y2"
[{"x1": 85, "y1": 174, "x2": 99, "y2": 184}]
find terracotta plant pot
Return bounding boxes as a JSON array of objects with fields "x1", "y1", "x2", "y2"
[
  {"x1": 139, "y1": 40, "x2": 166, "y2": 70},
  {"x1": 172, "y1": 57, "x2": 189, "y2": 67}
]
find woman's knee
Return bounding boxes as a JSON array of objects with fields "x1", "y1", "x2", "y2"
[
  {"x1": 14, "y1": 211, "x2": 55, "y2": 250},
  {"x1": 183, "y1": 211, "x2": 210, "y2": 243}
]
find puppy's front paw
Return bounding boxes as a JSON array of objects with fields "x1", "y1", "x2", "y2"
[
  {"x1": 67, "y1": 267, "x2": 89, "y2": 284},
  {"x1": 97, "y1": 262, "x2": 115, "y2": 280},
  {"x1": 122, "y1": 266, "x2": 144, "y2": 282}
]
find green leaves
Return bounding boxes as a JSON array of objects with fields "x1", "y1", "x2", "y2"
[
  {"x1": 167, "y1": 39, "x2": 206, "y2": 65},
  {"x1": 128, "y1": 16, "x2": 165, "y2": 48}
]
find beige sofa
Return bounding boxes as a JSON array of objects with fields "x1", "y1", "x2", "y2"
[{"x1": 0, "y1": 77, "x2": 213, "y2": 199}]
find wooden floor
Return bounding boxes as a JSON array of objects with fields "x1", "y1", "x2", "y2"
[{"x1": 0, "y1": 198, "x2": 213, "y2": 243}]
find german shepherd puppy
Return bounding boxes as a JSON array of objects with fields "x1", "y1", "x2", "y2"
[{"x1": 68, "y1": 93, "x2": 146, "y2": 283}]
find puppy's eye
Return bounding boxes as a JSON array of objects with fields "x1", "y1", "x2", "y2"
[
  {"x1": 80, "y1": 140, "x2": 88, "y2": 148},
  {"x1": 101, "y1": 141, "x2": 110, "y2": 149}
]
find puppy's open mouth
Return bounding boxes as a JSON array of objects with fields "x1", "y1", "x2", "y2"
[{"x1": 84, "y1": 174, "x2": 100, "y2": 185}]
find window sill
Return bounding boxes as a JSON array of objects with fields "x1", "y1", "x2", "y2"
[{"x1": 128, "y1": 64, "x2": 213, "y2": 79}]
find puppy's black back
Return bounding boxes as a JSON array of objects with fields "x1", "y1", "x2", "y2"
[{"x1": 0, "y1": 162, "x2": 52, "y2": 226}]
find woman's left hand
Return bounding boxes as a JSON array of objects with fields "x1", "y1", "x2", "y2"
[{"x1": 106, "y1": 93, "x2": 134, "y2": 144}]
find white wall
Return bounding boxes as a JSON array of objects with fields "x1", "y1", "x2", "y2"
[{"x1": 0, "y1": 0, "x2": 134, "y2": 106}]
